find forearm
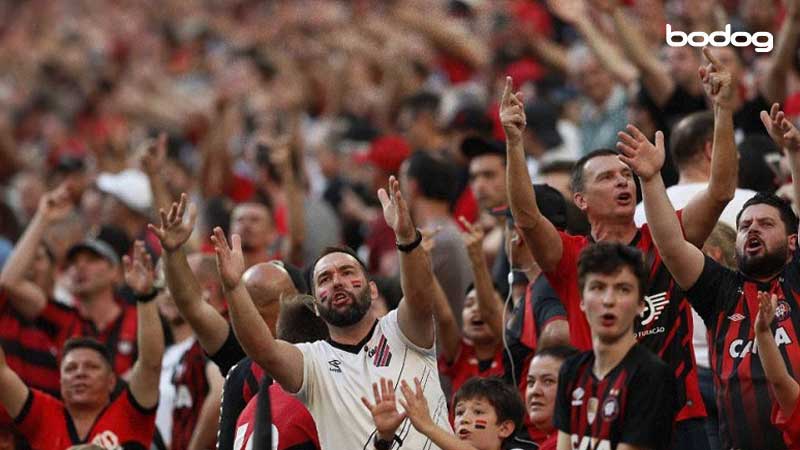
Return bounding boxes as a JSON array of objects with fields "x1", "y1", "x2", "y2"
[
  {"x1": 135, "y1": 299, "x2": 165, "y2": 372},
  {"x1": 468, "y1": 251, "x2": 503, "y2": 339},
  {"x1": 147, "y1": 171, "x2": 174, "y2": 212},
  {"x1": 283, "y1": 168, "x2": 306, "y2": 267},
  {"x1": 393, "y1": 8, "x2": 488, "y2": 69},
  {"x1": 0, "y1": 364, "x2": 29, "y2": 420},
  {"x1": 0, "y1": 214, "x2": 49, "y2": 318},
  {"x1": 761, "y1": 16, "x2": 800, "y2": 104},
  {"x1": 756, "y1": 328, "x2": 800, "y2": 415},
  {"x1": 227, "y1": 282, "x2": 278, "y2": 369},
  {"x1": 573, "y1": 18, "x2": 638, "y2": 85},
  {"x1": 430, "y1": 277, "x2": 461, "y2": 364},
  {"x1": 788, "y1": 152, "x2": 800, "y2": 215},
  {"x1": 398, "y1": 242, "x2": 435, "y2": 319},
  {"x1": 527, "y1": 34, "x2": 569, "y2": 73},
  {"x1": 506, "y1": 136, "x2": 562, "y2": 272},
  {"x1": 164, "y1": 249, "x2": 229, "y2": 354}
]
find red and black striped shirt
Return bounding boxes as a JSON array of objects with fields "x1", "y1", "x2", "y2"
[
  {"x1": 554, "y1": 344, "x2": 677, "y2": 450},
  {"x1": 546, "y1": 214, "x2": 706, "y2": 422},
  {"x1": 686, "y1": 253, "x2": 800, "y2": 449},
  {"x1": 170, "y1": 340, "x2": 212, "y2": 450}
]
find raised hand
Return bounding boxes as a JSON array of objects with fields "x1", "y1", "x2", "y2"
[
  {"x1": 36, "y1": 185, "x2": 73, "y2": 223},
  {"x1": 211, "y1": 227, "x2": 245, "y2": 291},
  {"x1": 617, "y1": 125, "x2": 665, "y2": 182},
  {"x1": 699, "y1": 47, "x2": 734, "y2": 109},
  {"x1": 398, "y1": 378, "x2": 434, "y2": 434},
  {"x1": 547, "y1": 0, "x2": 587, "y2": 24},
  {"x1": 458, "y1": 216, "x2": 485, "y2": 261},
  {"x1": 499, "y1": 76, "x2": 526, "y2": 143},
  {"x1": 760, "y1": 103, "x2": 800, "y2": 153},
  {"x1": 147, "y1": 193, "x2": 197, "y2": 252},
  {"x1": 420, "y1": 226, "x2": 442, "y2": 255},
  {"x1": 755, "y1": 291, "x2": 778, "y2": 334},
  {"x1": 378, "y1": 176, "x2": 416, "y2": 244},
  {"x1": 139, "y1": 132, "x2": 167, "y2": 177},
  {"x1": 123, "y1": 241, "x2": 155, "y2": 296},
  {"x1": 361, "y1": 378, "x2": 407, "y2": 440}
]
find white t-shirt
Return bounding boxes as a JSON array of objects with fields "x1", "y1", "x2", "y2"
[
  {"x1": 635, "y1": 183, "x2": 756, "y2": 369},
  {"x1": 155, "y1": 336, "x2": 195, "y2": 447},
  {"x1": 294, "y1": 310, "x2": 450, "y2": 450}
]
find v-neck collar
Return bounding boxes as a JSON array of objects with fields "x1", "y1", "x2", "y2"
[{"x1": 327, "y1": 320, "x2": 379, "y2": 354}]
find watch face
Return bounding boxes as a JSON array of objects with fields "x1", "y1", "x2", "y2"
[{"x1": 373, "y1": 436, "x2": 393, "y2": 450}]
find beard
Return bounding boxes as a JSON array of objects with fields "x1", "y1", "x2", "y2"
[
  {"x1": 317, "y1": 286, "x2": 372, "y2": 327},
  {"x1": 737, "y1": 242, "x2": 789, "y2": 279}
]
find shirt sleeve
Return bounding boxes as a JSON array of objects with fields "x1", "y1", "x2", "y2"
[
  {"x1": 619, "y1": 358, "x2": 678, "y2": 448},
  {"x1": 553, "y1": 357, "x2": 576, "y2": 434},
  {"x1": 531, "y1": 278, "x2": 567, "y2": 330},
  {"x1": 684, "y1": 255, "x2": 738, "y2": 326},
  {"x1": 208, "y1": 323, "x2": 247, "y2": 377},
  {"x1": 14, "y1": 389, "x2": 63, "y2": 447},
  {"x1": 772, "y1": 397, "x2": 800, "y2": 446}
]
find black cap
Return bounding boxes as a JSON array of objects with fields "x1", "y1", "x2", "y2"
[
  {"x1": 524, "y1": 102, "x2": 563, "y2": 149},
  {"x1": 491, "y1": 184, "x2": 568, "y2": 230},
  {"x1": 449, "y1": 106, "x2": 492, "y2": 134},
  {"x1": 65, "y1": 239, "x2": 120, "y2": 267},
  {"x1": 460, "y1": 135, "x2": 505, "y2": 160}
]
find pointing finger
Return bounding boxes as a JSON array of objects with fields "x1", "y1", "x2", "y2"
[{"x1": 702, "y1": 46, "x2": 722, "y2": 68}]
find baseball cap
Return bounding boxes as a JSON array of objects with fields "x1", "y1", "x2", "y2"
[
  {"x1": 96, "y1": 169, "x2": 153, "y2": 216},
  {"x1": 354, "y1": 135, "x2": 411, "y2": 174},
  {"x1": 491, "y1": 184, "x2": 567, "y2": 230},
  {"x1": 524, "y1": 101, "x2": 563, "y2": 150},
  {"x1": 65, "y1": 238, "x2": 120, "y2": 267}
]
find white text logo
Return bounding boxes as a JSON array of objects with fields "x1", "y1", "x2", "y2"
[{"x1": 666, "y1": 24, "x2": 773, "y2": 53}]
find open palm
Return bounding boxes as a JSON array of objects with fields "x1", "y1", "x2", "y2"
[
  {"x1": 378, "y1": 176, "x2": 416, "y2": 243},
  {"x1": 617, "y1": 125, "x2": 665, "y2": 181},
  {"x1": 211, "y1": 227, "x2": 245, "y2": 290},
  {"x1": 123, "y1": 241, "x2": 155, "y2": 295},
  {"x1": 361, "y1": 378, "x2": 406, "y2": 439},
  {"x1": 148, "y1": 193, "x2": 197, "y2": 252}
]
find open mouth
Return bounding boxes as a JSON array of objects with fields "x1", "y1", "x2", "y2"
[
  {"x1": 616, "y1": 192, "x2": 633, "y2": 204},
  {"x1": 457, "y1": 429, "x2": 471, "y2": 439},
  {"x1": 470, "y1": 319, "x2": 485, "y2": 327},
  {"x1": 601, "y1": 313, "x2": 616, "y2": 327},
  {"x1": 331, "y1": 291, "x2": 352, "y2": 307},
  {"x1": 746, "y1": 236, "x2": 764, "y2": 254}
]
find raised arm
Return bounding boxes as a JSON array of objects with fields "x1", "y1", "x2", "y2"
[
  {"x1": 378, "y1": 176, "x2": 434, "y2": 348},
  {"x1": 421, "y1": 229, "x2": 461, "y2": 364},
  {"x1": 211, "y1": 228, "x2": 304, "y2": 393},
  {"x1": 459, "y1": 217, "x2": 504, "y2": 340},
  {"x1": 139, "y1": 132, "x2": 174, "y2": 211},
  {"x1": 272, "y1": 139, "x2": 305, "y2": 267},
  {"x1": 681, "y1": 48, "x2": 737, "y2": 247},
  {"x1": 149, "y1": 194, "x2": 230, "y2": 355},
  {"x1": 603, "y1": 0, "x2": 674, "y2": 106},
  {"x1": 501, "y1": 77, "x2": 563, "y2": 272},
  {"x1": 617, "y1": 127, "x2": 706, "y2": 290},
  {"x1": 755, "y1": 291, "x2": 800, "y2": 417},
  {"x1": 0, "y1": 186, "x2": 72, "y2": 320},
  {"x1": 761, "y1": 103, "x2": 800, "y2": 218},
  {"x1": 759, "y1": 1, "x2": 800, "y2": 105},
  {"x1": 0, "y1": 344, "x2": 29, "y2": 420},
  {"x1": 124, "y1": 240, "x2": 165, "y2": 410}
]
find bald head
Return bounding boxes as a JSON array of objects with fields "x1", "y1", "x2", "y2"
[{"x1": 243, "y1": 261, "x2": 299, "y2": 335}]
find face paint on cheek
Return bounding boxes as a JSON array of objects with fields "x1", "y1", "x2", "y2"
[
  {"x1": 317, "y1": 287, "x2": 331, "y2": 302},
  {"x1": 474, "y1": 419, "x2": 488, "y2": 430},
  {"x1": 352, "y1": 280, "x2": 363, "y2": 289}
]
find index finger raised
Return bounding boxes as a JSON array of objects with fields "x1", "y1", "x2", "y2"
[
  {"x1": 702, "y1": 47, "x2": 722, "y2": 68},
  {"x1": 501, "y1": 76, "x2": 512, "y2": 105}
]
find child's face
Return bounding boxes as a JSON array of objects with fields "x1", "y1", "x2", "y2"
[{"x1": 453, "y1": 397, "x2": 514, "y2": 450}]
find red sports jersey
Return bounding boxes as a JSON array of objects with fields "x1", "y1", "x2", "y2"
[
  {"x1": 438, "y1": 340, "x2": 504, "y2": 396},
  {"x1": 686, "y1": 251, "x2": 800, "y2": 449},
  {"x1": 0, "y1": 290, "x2": 61, "y2": 398},
  {"x1": 538, "y1": 432, "x2": 557, "y2": 450},
  {"x1": 773, "y1": 399, "x2": 800, "y2": 448},
  {"x1": 171, "y1": 341, "x2": 211, "y2": 450},
  {"x1": 554, "y1": 344, "x2": 677, "y2": 449},
  {"x1": 545, "y1": 212, "x2": 706, "y2": 422},
  {"x1": 234, "y1": 384, "x2": 320, "y2": 450},
  {"x1": 37, "y1": 299, "x2": 138, "y2": 376},
  {"x1": 15, "y1": 386, "x2": 156, "y2": 449}
]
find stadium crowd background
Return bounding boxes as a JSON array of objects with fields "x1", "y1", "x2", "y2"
[{"x1": 1, "y1": 0, "x2": 800, "y2": 449}]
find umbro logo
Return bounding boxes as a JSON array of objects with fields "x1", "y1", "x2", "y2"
[
  {"x1": 328, "y1": 359, "x2": 342, "y2": 373},
  {"x1": 728, "y1": 313, "x2": 745, "y2": 322}
]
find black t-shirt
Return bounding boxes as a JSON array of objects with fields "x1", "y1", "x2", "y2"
[
  {"x1": 210, "y1": 324, "x2": 248, "y2": 376},
  {"x1": 735, "y1": 94, "x2": 771, "y2": 138},
  {"x1": 685, "y1": 250, "x2": 800, "y2": 450},
  {"x1": 554, "y1": 344, "x2": 677, "y2": 450}
]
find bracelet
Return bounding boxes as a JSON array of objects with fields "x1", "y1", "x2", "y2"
[
  {"x1": 396, "y1": 229, "x2": 422, "y2": 253},
  {"x1": 373, "y1": 434, "x2": 403, "y2": 450},
  {"x1": 135, "y1": 288, "x2": 159, "y2": 303}
]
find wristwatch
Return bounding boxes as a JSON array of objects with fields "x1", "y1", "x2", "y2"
[{"x1": 373, "y1": 435, "x2": 393, "y2": 450}]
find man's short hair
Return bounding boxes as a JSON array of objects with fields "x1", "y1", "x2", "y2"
[
  {"x1": 277, "y1": 294, "x2": 330, "y2": 344},
  {"x1": 669, "y1": 111, "x2": 714, "y2": 169},
  {"x1": 62, "y1": 337, "x2": 114, "y2": 370},
  {"x1": 736, "y1": 192, "x2": 799, "y2": 235},
  {"x1": 404, "y1": 151, "x2": 459, "y2": 202},
  {"x1": 534, "y1": 344, "x2": 579, "y2": 361},
  {"x1": 570, "y1": 149, "x2": 619, "y2": 194},
  {"x1": 704, "y1": 222, "x2": 737, "y2": 269},
  {"x1": 307, "y1": 246, "x2": 369, "y2": 293},
  {"x1": 452, "y1": 377, "x2": 525, "y2": 440},
  {"x1": 577, "y1": 242, "x2": 648, "y2": 302},
  {"x1": 401, "y1": 92, "x2": 441, "y2": 119}
]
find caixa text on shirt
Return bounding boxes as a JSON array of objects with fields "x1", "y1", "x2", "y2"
[
  {"x1": 571, "y1": 435, "x2": 612, "y2": 450},
  {"x1": 728, "y1": 326, "x2": 793, "y2": 358}
]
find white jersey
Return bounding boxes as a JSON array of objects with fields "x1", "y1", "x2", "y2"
[{"x1": 294, "y1": 310, "x2": 450, "y2": 450}]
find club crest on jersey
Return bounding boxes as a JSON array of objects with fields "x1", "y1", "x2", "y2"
[
  {"x1": 602, "y1": 396, "x2": 619, "y2": 421},
  {"x1": 776, "y1": 300, "x2": 792, "y2": 322},
  {"x1": 640, "y1": 291, "x2": 668, "y2": 326},
  {"x1": 371, "y1": 335, "x2": 393, "y2": 367},
  {"x1": 587, "y1": 397, "x2": 599, "y2": 425},
  {"x1": 91, "y1": 430, "x2": 121, "y2": 449},
  {"x1": 572, "y1": 387, "x2": 585, "y2": 406}
]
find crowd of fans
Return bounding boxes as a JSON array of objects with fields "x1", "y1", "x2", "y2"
[{"x1": 2, "y1": 0, "x2": 800, "y2": 449}]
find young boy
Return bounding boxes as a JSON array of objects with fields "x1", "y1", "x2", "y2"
[
  {"x1": 363, "y1": 376, "x2": 525, "y2": 450},
  {"x1": 553, "y1": 242, "x2": 677, "y2": 450},
  {"x1": 755, "y1": 290, "x2": 800, "y2": 446}
]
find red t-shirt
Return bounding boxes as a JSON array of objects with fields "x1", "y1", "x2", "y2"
[
  {"x1": 773, "y1": 397, "x2": 800, "y2": 448},
  {"x1": 234, "y1": 384, "x2": 320, "y2": 450},
  {"x1": 538, "y1": 432, "x2": 558, "y2": 450},
  {"x1": 38, "y1": 300, "x2": 138, "y2": 376},
  {"x1": 15, "y1": 386, "x2": 156, "y2": 449},
  {"x1": 438, "y1": 340, "x2": 504, "y2": 396}
]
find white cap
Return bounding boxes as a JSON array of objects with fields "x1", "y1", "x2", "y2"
[{"x1": 96, "y1": 169, "x2": 153, "y2": 216}]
